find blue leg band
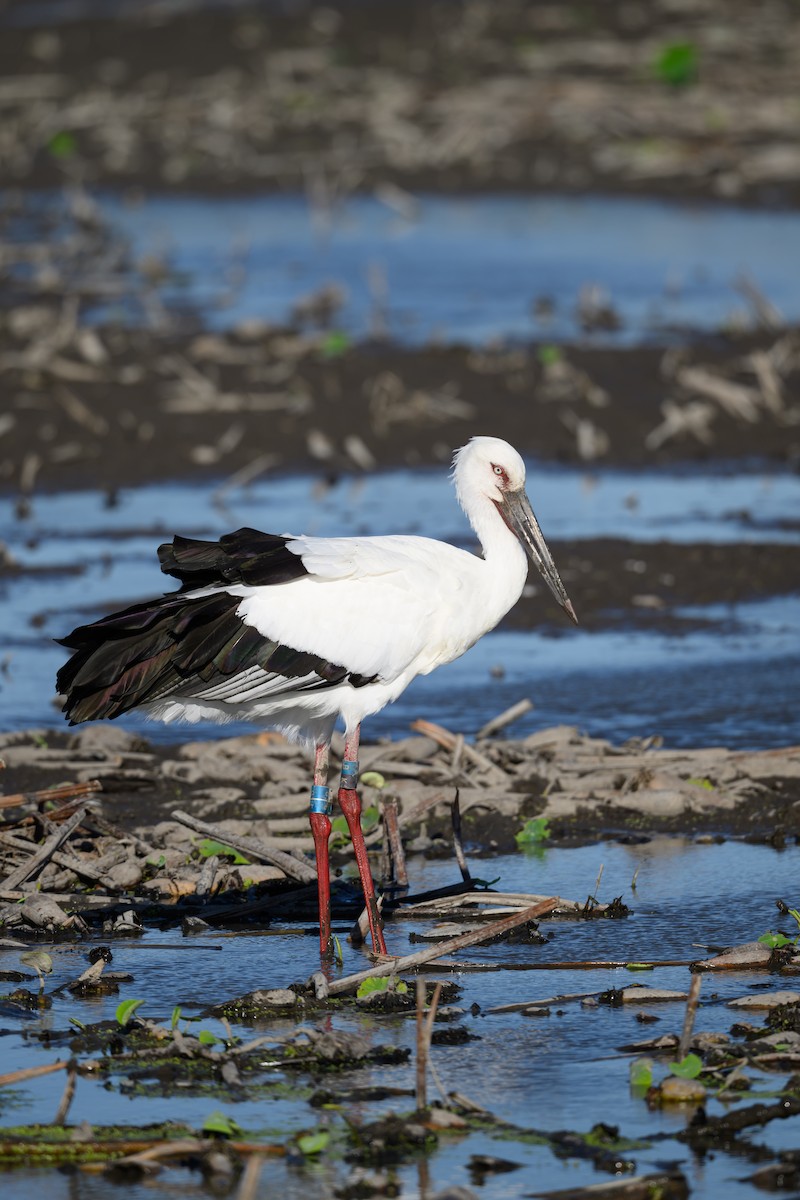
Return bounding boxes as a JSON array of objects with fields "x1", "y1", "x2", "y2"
[
  {"x1": 310, "y1": 784, "x2": 332, "y2": 815},
  {"x1": 340, "y1": 759, "x2": 359, "y2": 790}
]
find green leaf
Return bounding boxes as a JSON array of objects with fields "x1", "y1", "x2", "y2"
[
  {"x1": 196, "y1": 838, "x2": 249, "y2": 865},
  {"x1": 357, "y1": 976, "x2": 390, "y2": 998},
  {"x1": 759, "y1": 931, "x2": 797, "y2": 949},
  {"x1": 356, "y1": 976, "x2": 407, "y2": 999},
  {"x1": 625, "y1": 963, "x2": 654, "y2": 972},
  {"x1": 361, "y1": 806, "x2": 380, "y2": 833},
  {"x1": 69, "y1": 1017, "x2": 86, "y2": 1031},
  {"x1": 47, "y1": 131, "x2": 77, "y2": 158},
  {"x1": 629, "y1": 1058, "x2": 654, "y2": 1089},
  {"x1": 537, "y1": 344, "x2": 562, "y2": 367},
  {"x1": 360, "y1": 771, "x2": 386, "y2": 789},
  {"x1": 359, "y1": 979, "x2": 391, "y2": 998},
  {"x1": 668, "y1": 1053, "x2": 703, "y2": 1080},
  {"x1": 329, "y1": 815, "x2": 348, "y2": 848},
  {"x1": 320, "y1": 330, "x2": 350, "y2": 358},
  {"x1": 198, "y1": 1030, "x2": 221, "y2": 1046},
  {"x1": 515, "y1": 817, "x2": 551, "y2": 846},
  {"x1": 202, "y1": 1111, "x2": 242, "y2": 1138},
  {"x1": 115, "y1": 998, "x2": 145, "y2": 1027},
  {"x1": 331, "y1": 805, "x2": 379, "y2": 833},
  {"x1": 171, "y1": 1006, "x2": 182, "y2": 1030},
  {"x1": 687, "y1": 777, "x2": 714, "y2": 789},
  {"x1": 654, "y1": 42, "x2": 697, "y2": 87},
  {"x1": 297, "y1": 1131, "x2": 330, "y2": 1156},
  {"x1": 333, "y1": 935, "x2": 344, "y2": 967}
]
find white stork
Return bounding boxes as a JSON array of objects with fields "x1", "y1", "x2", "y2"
[{"x1": 57, "y1": 436, "x2": 577, "y2": 957}]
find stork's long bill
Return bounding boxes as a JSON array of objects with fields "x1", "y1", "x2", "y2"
[{"x1": 496, "y1": 488, "x2": 578, "y2": 625}]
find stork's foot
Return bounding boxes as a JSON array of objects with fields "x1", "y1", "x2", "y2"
[{"x1": 338, "y1": 785, "x2": 388, "y2": 957}]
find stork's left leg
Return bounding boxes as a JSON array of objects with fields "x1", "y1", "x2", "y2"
[
  {"x1": 338, "y1": 725, "x2": 388, "y2": 956},
  {"x1": 309, "y1": 741, "x2": 333, "y2": 957}
]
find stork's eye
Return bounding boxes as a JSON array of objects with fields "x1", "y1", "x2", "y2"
[
  {"x1": 491, "y1": 464, "x2": 509, "y2": 485},
  {"x1": 493, "y1": 465, "x2": 504, "y2": 476}
]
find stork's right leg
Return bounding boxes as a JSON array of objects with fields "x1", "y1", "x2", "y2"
[{"x1": 308, "y1": 742, "x2": 332, "y2": 956}]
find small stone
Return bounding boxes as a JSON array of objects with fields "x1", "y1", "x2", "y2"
[
  {"x1": 427, "y1": 1107, "x2": 468, "y2": 1129},
  {"x1": 150, "y1": 821, "x2": 192, "y2": 848},
  {"x1": 250, "y1": 988, "x2": 297, "y2": 1007},
  {"x1": 755, "y1": 1031, "x2": 800, "y2": 1048},
  {"x1": 141, "y1": 876, "x2": 196, "y2": 898},
  {"x1": 619, "y1": 987, "x2": 689, "y2": 1004},
  {"x1": 203, "y1": 1150, "x2": 234, "y2": 1177},
  {"x1": 105, "y1": 861, "x2": 144, "y2": 890},
  {"x1": 67, "y1": 726, "x2": 144, "y2": 754},
  {"x1": 659, "y1": 1076, "x2": 707, "y2": 1103},
  {"x1": 160, "y1": 760, "x2": 205, "y2": 784},
  {"x1": 623, "y1": 789, "x2": 687, "y2": 817},
  {"x1": 182, "y1": 916, "x2": 210, "y2": 935},
  {"x1": 696, "y1": 942, "x2": 772, "y2": 971},
  {"x1": 190, "y1": 786, "x2": 248, "y2": 806},
  {"x1": 729, "y1": 990, "x2": 800, "y2": 1010}
]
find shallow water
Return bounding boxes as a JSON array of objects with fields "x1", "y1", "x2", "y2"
[
  {"x1": 95, "y1": 192, "x2": 800, "y2": 344},
  {"x1": 1, "y1": 842, "x2": 799, "y2": 1198},
  {"x1": 2, "y1": 463, "x2": 799, "y2": 746}
]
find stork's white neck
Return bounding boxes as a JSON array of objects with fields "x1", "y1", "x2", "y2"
[{"x1": 461, "y1": 489, "x2": 529, "y2": 619}]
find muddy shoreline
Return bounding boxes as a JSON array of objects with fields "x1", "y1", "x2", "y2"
[
  {"x1": 1, "y1": 0, "x2": 800, "y2": 207},
  {"x1": 2, "y1": 311, "x2": 799, "y2": 501},
  {"x1": 2, "y1": 725, "x2": 798, "y2": 852}
]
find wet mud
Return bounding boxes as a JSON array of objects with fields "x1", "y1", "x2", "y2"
[
  {"x1": 2, "y1": 298, "x2": 800, "y2": 501},
  {"x1": 1, "y1": 724, "x2": 798, "y2": 863},
  {"x1": 1, "y1": 0, "x2": 800, "y2": 207}
]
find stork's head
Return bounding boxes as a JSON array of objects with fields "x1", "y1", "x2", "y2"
[{"x1": 452, "y1": 436, "x2": 578, "y2": 624}]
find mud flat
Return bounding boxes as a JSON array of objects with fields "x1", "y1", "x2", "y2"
[
  {"x1": 2, "y1": 722, "x2": 798, "y2": 883},
  {"x1": 1, "y1": 0, "x2": 800, "y2": 206}
]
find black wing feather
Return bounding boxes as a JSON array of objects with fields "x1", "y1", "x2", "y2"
[
  {"x1": 57, "y1": 528, "x2": 376, "y2": 725},
  {"x1": 158, "y1": 528, "x2": 307, "y2": 590}
]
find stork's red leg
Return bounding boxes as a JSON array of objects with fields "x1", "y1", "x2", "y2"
[
  {"x1": 309, "y1": 742, "x2": 332, "y2": 957},
  {"x1": 339, "y1": 726, "x2": 388, "y2": 957}
]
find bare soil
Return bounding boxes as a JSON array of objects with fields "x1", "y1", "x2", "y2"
[
  {"x1": 2, "y1": 305, "x2": 800, "y2": 501},
  {"x1": 1, "y1": 0, "x2": 799, "y2": 206}
]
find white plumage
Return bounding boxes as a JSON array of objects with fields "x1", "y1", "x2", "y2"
[
  {"x1": 58, "y1": 435, "x2": 577, "y2": 958},
  {"x1": 144, "y1": 436, "x2": 576, "y2": 745}
]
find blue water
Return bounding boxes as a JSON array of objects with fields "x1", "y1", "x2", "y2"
[
  {"x1": 95, "y1": 192, "x2": 800, "y2": 344},
  {"x1": 1, "y1": 843, "x2": 799, "y2": 1199},
  {"x1": 1, "y1": 462, "x2": 798, "y2": 746}
]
